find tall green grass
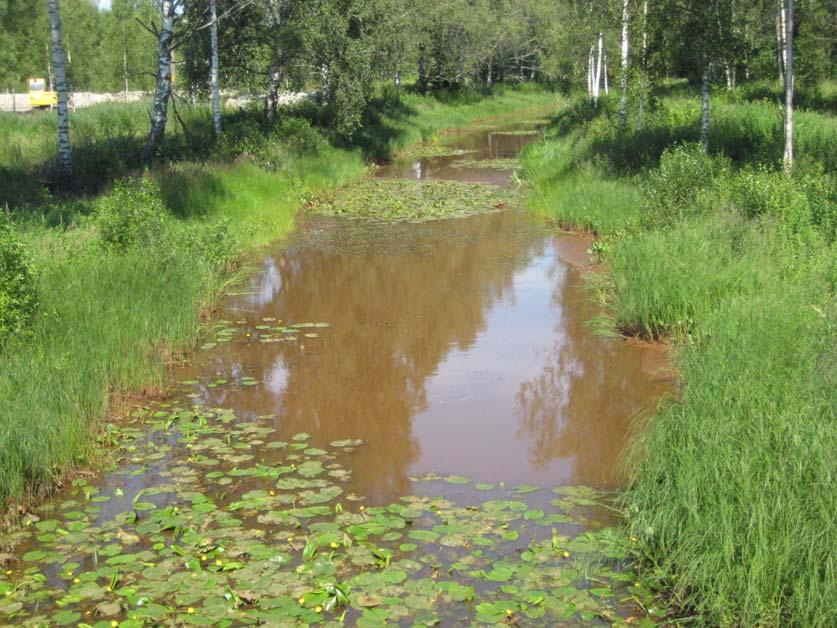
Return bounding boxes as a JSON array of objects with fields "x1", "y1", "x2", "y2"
[
  {"x1": 619, "y1": 222, "x2": 836, "y2": 626},
  {"x1": 522, "y1": 90, "x2": 837, "y2": 624}
]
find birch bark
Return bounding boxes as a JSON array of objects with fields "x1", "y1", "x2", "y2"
[
  {"x1": 783, "y1": 0, "x2": 794, "y2": 170},
  {"x1": 618, "y1": 0, "x2": 630, "y2": 129},
  {"x1": 700, "y1": 61, "x2": 711, "y2": 153},
  {"x1": 636, "y1": 0, "x2": 648, "y2": 130},
  {"x1": 593, "y1": 31, "x2": 604, "y2": 103},
  {"x1": 144, "y1": 0, "x2": 174, "y2": 161},
  {"x1": 47, "y1": 0, "x2": 72, "y2": 178},
  {"x1": 210, "y1": 0, "x2": 221, "y2": 136}
]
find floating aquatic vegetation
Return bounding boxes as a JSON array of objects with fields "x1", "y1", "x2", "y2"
[
  {"x1": 490, "y1": 129, "x2": 542, "y2": 136},
  {"x1": 310, "y1": 179, "x2": 513, "y2": 223},
  {"x1": 0, "y1": 404, "x2": 658, "y2": 626},
  {"x1": 450, "y1": 158, "x2": 519, "y2": 171},
  {"x1": 395, "y1": 142, "x2": 478, "y2": 159}
]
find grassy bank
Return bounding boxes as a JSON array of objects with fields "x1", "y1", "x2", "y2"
[
  {"x1": 0, "y1": 85, "x2": 559, "y2": 509},
  {"x1": 521, "y1": 93, "x2": 836, "y2": 624}
]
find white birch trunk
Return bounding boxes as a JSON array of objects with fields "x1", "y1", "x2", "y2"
[
  {"x1": 636, "y1": 0, "x2": 648, "y2": 130},
  {"x1": 618, "y1": 0, "x2": 630, "y2": 129},
  {"x1": 263, "y1": 0, "x2": 285, "y2": 124},
  {"x1": 783, "y1": 0, "x2": 794, "y2": 170},
  {"x1": 779, "y1": 0, "x2": 788, "y2": 83},
  {"x1": 775, "y1": 1, "x2": 784, "y2": 83},
  {"x1": 603, "y1": 43, "x2": 609, "y2": 95},
  {"x1": 209, "y1": 0, "x2": 221, "y2": 136},
  {"x1": 700, "y1": 62, "x2": 711, "y2": 153},
  {"x1": 263, "y1": 66, "x2": 281, "y2": 124},
  {"x1": 593, "y1": 32, "x2": 604, "y2": 104},
  {"x1": 588, "y1": 45, "x2": 594, "y2": 97},
  {"x1": 47, "y1": 0, "x2": 72, "y2": 177},
  {"x1": 144, "y1": 0, "x2": 174, "y2": 161},
  {"x1": 46, "y1": 42, "x2": 54, "y2": 92},
  {"x1": 121, "y1": 20, "x2": 129, "y2": 101}
]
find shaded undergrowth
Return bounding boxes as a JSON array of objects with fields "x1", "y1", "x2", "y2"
[{"x1": 520, "y1": 91, "x2": 836, "y2": 625}]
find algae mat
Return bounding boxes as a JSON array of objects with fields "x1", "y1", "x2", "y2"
[{"x1": 309, "y1": 179, "x2": 513, "y2": 223}]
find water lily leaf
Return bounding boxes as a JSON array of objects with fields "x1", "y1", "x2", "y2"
[
  {"x1": 356, "y1": 592, "x2": 382, "y2": 608},
  {"x1": 408, "y1": 530, "x2": 439, "y2": 543},
  {"x1": 52, "y1": 610, "x2": 82, "y2": 625},
  {"x1": 297, "y1": 461, "x2": 324, "y2": 478},
  {"x1": 94, "y1": 600, "x2": 122, "y2": 616},
  {"x1": 512, "y1": 484, "x2": 539, "y2": 494}
]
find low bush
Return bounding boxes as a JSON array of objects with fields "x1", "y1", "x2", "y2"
[
  {"x1": 642, "y1": 143, "x2": 729, "y2": 227},
  {"x1": 0, "y1": 220, "x2": 37, "y2": 340},
  {"x1": 96, "y1": 175, "x2": 168, "y2": 249},
  {"x1": 730, "y1": 167, "x2": 836, "y2": 240}
]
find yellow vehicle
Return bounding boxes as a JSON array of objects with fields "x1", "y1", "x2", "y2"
[{"x1": 28, "y1": 78, "x2": 58, "y2": 109}]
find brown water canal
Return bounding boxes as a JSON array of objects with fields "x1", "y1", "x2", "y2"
[{"x1": 0, "y1": 110, "x2": 670, "y2": 626}]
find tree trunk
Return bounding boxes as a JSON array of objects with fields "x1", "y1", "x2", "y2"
[
  {"x1": 263, "y1": 65, "x2": 281, "y2": 126},
  {"x1": 779, "y1": 0, "x2": 788, "y2": 83},
  {"x1": 121, "y1": 20, "x2": 129, "y2": 101},
  {"x1": 46, "y1": 42, "x2": 54, "y2": 92},
  {"x1": 262, "y1": 0, "x2": 284, "y2": 126},
  {"x1": 724, "y1": 64, "x2": 736, "y2": 89},
  {"x1": 603, "y1": 42, "x2": 609, "y2": 95},
  {"x1": 618, "y1": 0, "x2": 630, "y2": 129},
  {"x1": 588, "y1": 44, "x2": 594, "y2": 97},
  {"x1": 636, "y1": 0, "x2": 648, "y2": 130},
  {"x1": 783, "y1": 0, "x2": 794, "y2": 171},
  {"x1": 47, "y1": 0, "x2": 72, "y2": 179},
  {"x1": 700, "y1": 61, "x2": 711, "y2": 153},
  {"x1": 417, "y1": 44, "x2": 427, "y2": 94},
  {"x1": 144, "y1": 0, "x2": 174, "y2": 161},
  {"x1": 593, "y1": 32, "x2": 604, "y2": 104},
  {"x1": 209, "y1": 0, "x2": 221, "y2": 136}
]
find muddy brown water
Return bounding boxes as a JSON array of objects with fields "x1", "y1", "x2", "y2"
[{"x1": 173, "y1": 113, "x2": 670, "y2": 506}]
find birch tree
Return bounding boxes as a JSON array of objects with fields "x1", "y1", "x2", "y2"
[
  {"x1": 782, "y1": 0, "x2": 793, "y2": 171},
  {"x1": 209, "y1": 0, "x2": 221, "y2": 136},
  {"x1": 263, "y1": 0, "x2": 289, "y2": 125},
  {"x1": 618, "y1": 0, "x2": 630, "y2": 130},
  {"x1": 47, "y1": 0, "x2": 72, "y2": 179},
  {"x1": 699, "y1": 60, "x2": 711, "y2": 152},
  {"x1": 636, "y1": 0, "x2": 648, "y2": 130},
  {"x1": 144, "y1": 0, "x2": 177, "y2": 161}
]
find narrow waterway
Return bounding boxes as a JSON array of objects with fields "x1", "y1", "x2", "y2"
[{"x1": 0, "y1": 110, "x2": 670, "y2": 626}]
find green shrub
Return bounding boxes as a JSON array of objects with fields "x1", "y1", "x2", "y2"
[
  {"x1": 274, "y1": 117, "x2": 324, "y2": 155},
  {"x1": 96, "y1": 175, "x2": 168, "y2": 249},
  {"x1": 729, "y1": 167, "x2": 837, "y2": 240},
  {"x1": 642, "y1": 143, "x2": 729, "y2": 227},
  {"x1": 215, "y1": 118, "x2": 290, "y2": 171},
  {"x1": 730, "y1": 168, "x2": 811, "y2": 231},
  {"x1": 0, "y1": 221, "x2": 38, "y2": 340}
]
